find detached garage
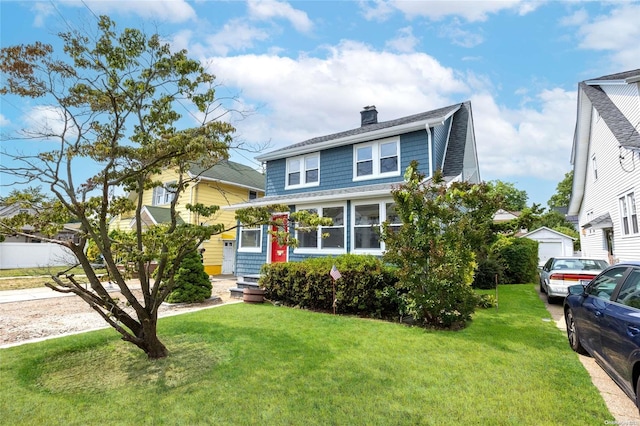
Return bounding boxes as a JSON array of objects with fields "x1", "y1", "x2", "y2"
[{"x1": 521, "y1": 227, "x2": 576, "y2": 266}]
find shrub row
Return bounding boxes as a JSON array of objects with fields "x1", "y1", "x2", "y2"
[
  {"x1": 473, "y1": 236, "x2": 539, "y2": 289},
  {"x1": 259, "y1": 254, "x2": 403, "y2": 320}
]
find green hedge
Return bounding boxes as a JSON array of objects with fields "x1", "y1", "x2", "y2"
[
  {"x1": 259, "y1": 255, "x2": 402, "y2": 320},
  {"x1": 491, "y1": 236, "x2": 539, "y2": 284}
]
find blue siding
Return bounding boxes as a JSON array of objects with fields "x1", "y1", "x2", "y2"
[
  {"x1": 267, "y1": 130, "x2": 430, "y2": 196},
  {"x1": 400, "y1": 130, "x2": 430, "y2": 175},
  {"x1": 432, "y1": 118, "x2": 452, "y2": 172},
  {"x1": 235, "y1": 224, "x2": 269, "y2": 276}
]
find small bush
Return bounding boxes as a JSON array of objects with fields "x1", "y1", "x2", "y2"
[
  {"x1": 491, "y1": 236, "x2": 538, "y2": 284},
  {"x1": 473, "y1": 257, "x2": 503, "y2": 289},
  {"x1": 166, "y1": 250, "x2": 212, "y2": 303},
  {"x1": 260, "y1": 255, "x2": 402, "y2": 320},
  {"x1": 477, "y1": 294, "x2": 497, "y2": 309}
]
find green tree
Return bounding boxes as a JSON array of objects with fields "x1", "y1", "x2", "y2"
[
  {"x1": 165, "y1": 250, "x2": 212, "y2": 303},
  {"x1": 0, "y1": 17, "x2": 324, "y2": 359},
  {"x1": 382, "y1": 162, "x2": 500, "y2": 329},
  {"x1": 486, "y1": 180, "x2": 528, "y2": 211},
  {"x1": 548, "y1": 171, "x2": 573, "y2": 208}
]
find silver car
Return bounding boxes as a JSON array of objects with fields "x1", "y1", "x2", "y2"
[{"x1": 539, "y1": 257, "x2": 609, "y2": 303}]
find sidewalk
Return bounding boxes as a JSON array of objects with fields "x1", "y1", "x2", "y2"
[{"x1": 0, "y1": 281, "x2": 139, "y2": 304}]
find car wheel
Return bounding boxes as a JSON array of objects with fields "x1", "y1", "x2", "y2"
[
  {"x1": 539, "y1": 281, "x2": 545, "y2": 293},
  {"x1": 547, "y1": 294, "x2": 557, "y2": 304},
  {"x1": 636, "y1": 377, "x2": 640, "y2": 413},
  {"x1": 565, "y1": 308, "x2": 587, "y2": 355}
]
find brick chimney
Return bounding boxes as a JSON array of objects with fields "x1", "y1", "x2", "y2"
[{"x1": 360, "y1": 105, "x2": 378, "y2": 126}]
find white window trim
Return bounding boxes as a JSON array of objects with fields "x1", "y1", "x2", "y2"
[
  {"x1": 353, "y1": 136, "x2": 400, "y2": 182},
  {"x1": 351, "y1": 199, "x2": 400, "y2": 255},
  {"x1": 238, "y1": 225, "x2": 263, "y2": 253},
  {"x1": 293, "y1": 203, "x2": 346, "y2": 255},
  {"x1": 619, "y1": 191, "x2": 639, "y2": 236},
  {"x1": 153, "y1": 181, "x2": 176, "y2": 206},
  {"x1": 285, "y1": 153, "x2": 320, "y2": 190}
]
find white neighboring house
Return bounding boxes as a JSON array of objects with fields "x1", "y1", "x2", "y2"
[
  {"x1": 521, "y1": 227, "x2": 576, "y2": 266},
  {"x1": 568, "y1": 69, "x2": 640, "y2": 264}
]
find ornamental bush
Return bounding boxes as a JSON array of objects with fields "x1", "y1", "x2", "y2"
[
  {"x1": 166, "y1": 250, "x2": 212, "y2": 303},
  {"x1": 260, "y1": 254, "x2": 403, "y2": 320},
  {"x1": 491, "y1": 236, "x2": 539, "y2": 284}
]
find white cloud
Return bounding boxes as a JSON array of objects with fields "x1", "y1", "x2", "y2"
[
  {"x1": 206, "y1": 41, "x2": 468, "y2": 149},
  {"x1": 359, "y1": 0, "x2": 396, "y2": 21},
  {"x1": 22, "y1": 106, "x2": 79, "y2": 139},
  {"x1": 566, "y1": 4, "x2": 640, "y2": 71},
  {"x1": 438, "y1": 19, "x2": 484, "y2": 48},
  {"x1": 204, "y1": 20, "x2": 270, "y2": 56},
  {"x1": 391, "y1": 0, "x2": 539, "y2": 22},
  {"x1": 0, "y1": 113, "x2": 9, "y2": 127},
  {"x1": 30, "y1": 2, "x2": 55, "y2": 27},
  {"x1": 247, "y1": 0, "x2": 313, "y2": 33},
  {"x1": 79, "y1": 0, "x2": 196, "y2": 23},
  {"x1": 472, "y1": 87, "x2": 577, "y2": 182},
  {"x1": 385, "y1": 27, "x2": 419, "y2": 53}
]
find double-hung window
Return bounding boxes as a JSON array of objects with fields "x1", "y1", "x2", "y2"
[
  {"x1": 620, "y1": 192, "x2": 639, "y2": 235},
  {"x1": 286, "y1": 154, "x2": 319, "y2": 189},
  {"x1": 353, "y1": 137, "x2": 400, "y2": 181},
  {"x1": 238, "y1": 225, "x2": 262, "y2": 252},
  {"x1": 352, "y1": 201, "x2": 401, "y2": 253},
  {"x1": 152, "y1": 181, "x2": 176, "y2": 206},
  {"x1": 295, "y1": 205, "x2": 345, "y2": 253}
]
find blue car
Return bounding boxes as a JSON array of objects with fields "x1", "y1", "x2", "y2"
[{"x1": 564, "y1": 261, "x2": 640, "y2": 411}]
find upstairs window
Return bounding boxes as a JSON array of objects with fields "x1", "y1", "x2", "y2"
[
  {"x1": 152, "y1": 181, "x2": 176, "y2": 206},
  {"x1": 353, "y1": 137, "x2": 400, "y2": 181},
  {"x1": 286, "y1": 154, "x2": 319, "y2": 189},
  {"x1": 592, "y1": 156, "x2": 598, "y2": 180},
  {"x1": 249, "y1": 190, "x2": 258, "y2": 200},
  {"x1": 620, "y1": 192, "x2": 639, "y2": 235}
]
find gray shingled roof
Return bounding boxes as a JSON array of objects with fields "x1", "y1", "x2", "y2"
[
  {"x1": 189, "y1": 160, "x2": 265, "y2": 190},
  {"x1": 442, "y1": 102, "x2": 470, "y2": 177},
  {"x1": 142, "y1": 205, "x2": 185, "y2": 225},
  {"x1": 591, "y1": 69, "x2": 640, "y2": 81},
  {"x1": 259, "y1": 103, "x2": 462, "y2": 159},
  {"x1": 580, "y1": 81, "x2": 640, "y2": 149}
]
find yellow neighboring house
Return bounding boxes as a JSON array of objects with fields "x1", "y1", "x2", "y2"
[{"x1": 110, "y1": 160, "x2": 264, "y2": 275}]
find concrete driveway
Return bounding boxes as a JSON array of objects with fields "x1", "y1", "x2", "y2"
[{"x1": 538, "y1": 288, "x2": 640, "y2": 422}]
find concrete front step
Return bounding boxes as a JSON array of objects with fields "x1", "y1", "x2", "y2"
[{"x1": 230, "y1": 274, "x2": 262, "y2": 299}]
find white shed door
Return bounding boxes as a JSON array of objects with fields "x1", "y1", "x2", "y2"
[
  {"x1": 222, "y1": 241, "x2": 235, "y2": 274},
  {"x1": 538, "y1": 242, "x2": 562, "y2": 266}
]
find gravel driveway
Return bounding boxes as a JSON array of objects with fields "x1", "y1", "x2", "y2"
[{"x1": 0, "y1": 278, "x2": 238, "y2": 347}]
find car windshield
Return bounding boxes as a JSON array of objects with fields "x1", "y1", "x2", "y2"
[{"x1": 552, "y1": 259, "x2": 608, "y2": 271}]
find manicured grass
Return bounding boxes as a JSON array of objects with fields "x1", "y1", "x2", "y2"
[
  {"x1": 0, "y1": 266, "x2": 89, "y2": 290},
  {"x1": 0, "y1": 285, "x2": 612, "y2": 425}
]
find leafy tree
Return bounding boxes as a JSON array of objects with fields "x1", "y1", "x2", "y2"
[
  {"x1": 548, "y1": 171, "x2": 573, "y2": 208},
  {"x1": 382, "y1": 162, "x2": 500, "y2": 329},
  {"x1": 165, "y1": 250, "x2": 212, "y2": 303},
  {"x1": 0, "y1": 17, "x2": 328, "y2": 359},
  {"x1": 486, "y1": 180, "x2": 528, "y2": 212}
]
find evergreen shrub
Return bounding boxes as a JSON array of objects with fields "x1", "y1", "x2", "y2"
[
  {"x1": 166, "y1": 250, "x2": 212, "y2": 303},
  {"x1": 260, "y1": 254, "x2": 403, "y2": 319}
]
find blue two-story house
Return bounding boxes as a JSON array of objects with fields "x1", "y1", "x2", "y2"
[{"x1": 229, "y1": 102, "x2": 481, "y2": 281}]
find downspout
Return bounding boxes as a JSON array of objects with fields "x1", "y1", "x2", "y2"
[{"x1": 426, "y1": 124, "x2": 433, "y2": 179}]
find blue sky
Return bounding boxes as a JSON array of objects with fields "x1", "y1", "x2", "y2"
[{"x1": 1, "y1": 0, "x2": 639, "y2": 206}]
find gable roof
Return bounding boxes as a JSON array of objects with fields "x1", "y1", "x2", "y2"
[
  {"x1": 134, "y1": 205, "x2": 185, "y2": 227},
  {"x1": 521, "y1": 226, "x2": 576, "y2": 240},
  {"x1": 188, "y1": 160, "x2": 264, "y2": 191},
  {"x1": 256, "y1": 103, "x2": 464, "y2": 162},
  {"x1": 568, "y1": 68, "x2": 640, "y2": 215}
]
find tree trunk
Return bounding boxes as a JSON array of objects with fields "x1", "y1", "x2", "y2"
[{"x1": 138, "y1": 319, "x2": 169, "y2": 359}]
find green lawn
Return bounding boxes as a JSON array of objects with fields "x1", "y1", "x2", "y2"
[
  {"x1": 0, "y1": 266, "x2": 89, "y2": 291},
  {"x1": 0, "y1": 285, "x2": 611, "y2": 425}
]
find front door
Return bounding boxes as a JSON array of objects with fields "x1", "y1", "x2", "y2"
[
  {"x1": 270, "y1": 214, "x2": 288, "y2": 263},
  {"x1": 222, "y1": 241, "x2": 235, "y2": 274}
]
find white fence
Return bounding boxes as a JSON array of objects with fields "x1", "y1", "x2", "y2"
[{"x1": 0, "y1": 243, "x2": 78, "y2": 269}]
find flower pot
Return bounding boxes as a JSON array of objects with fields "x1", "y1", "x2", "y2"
[{"x1": 243, "y1": 288, "x2": 266, "y2": 303}]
